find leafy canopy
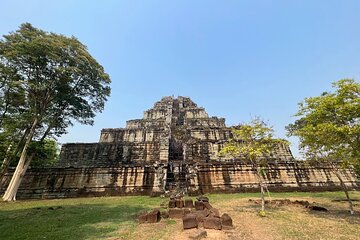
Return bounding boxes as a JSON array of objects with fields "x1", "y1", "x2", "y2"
[
  {"x1": 220, "y1": 118, "x2": 288, "y2": 165},
  {"x1": 287, "y1": 79, "x2": 360, "y2": 165},
  {"x1": 28, "y1": 139, "x2": 59, "y2": 167},
  {"x1": 0, "y1": 23, "x2": 111, "y2": 139}
]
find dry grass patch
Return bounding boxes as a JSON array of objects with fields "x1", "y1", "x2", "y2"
[{"x1": 1, "y1": 192, "x2": 359, "y2": 240}]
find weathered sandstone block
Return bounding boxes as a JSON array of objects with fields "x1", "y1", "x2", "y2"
[
  {"x1": 138, "y1": 212, "x2": 148, "y2": 223},
  {"x1": 209, "y1": 208, "x2": 220, "y2": 218},
  {"x1": 168, "y1": 200, "x2": 176, "y2": 208},
  {"x1": 203, "y1": 217, "x2": 222, "y2": 230},
  {"x1": 203, "y1": 202, "x2": 212, "y2": 210},
  {"x1": 188, "y1": 229, "x2": 207, "y2": 240},
  {"x1": 147, "y1": 210, "x2": 161, "y2": 223},
  {"x1": 169, "y1": 208, "x2": 184, "y2": 218},
  {"x1": 185, "y1": 199, "x2": 194, "y2": 208},
  {"x1": 195, "y1": 201, "x2": 204, "y2": 210},
  {"x1": 220, "y1": 213, "x2": 233, "y2": 229},
  {"x1": 192, "y1": 209, "x2": 210, "y2": 223},
  {"x1": 161, "y1": 210, "x2": 169, "y2": 219},
  {"x1": 176, "y1": 199, "x2": 184, "y2": 208},
  {"x1": 183, "y1": 214, "x2": 198, "y2": 229}
]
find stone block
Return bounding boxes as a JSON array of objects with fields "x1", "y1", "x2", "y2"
[
  {"x1": 161, "y1": 210, "x2": 169, "y2": 219},
  {"x1": 188, "y1": 229, "x2": 207, "y2": 240},
  {"x1": 192, "y1": 209, "x2": 210, "y2": 222},
  {"x1": 138, "y1": 212, "x2": 148, "y2": 223},
  {"x1": 147, "y1": 210, "x2": 161, "y2": 223},
  {"x1": 195, "y1": 201, "x2": 204, "y2": 210},
  {"x1": 184, "y1": 208, "x2": 191, "y2": 215},
  {"x1": 176, "y1": 199, "x2": 184, "y2": 208},
  {"x1": 169, "y1": 208, "x2": 184, "y2": 218},
  {"x1": 168, "y1": 200, "x2": 176, "y2": 208},
  {"x1": 210, "y1": 208, "x2": 220, "y2": 218},
  {"x1": 183, "y1": 213, "x2": 198, "y2": 229},
  {"x1": 221, "y1": 213, "x2": 233, "y2": 229},
  {"x1": 185, "y1": 199, "x2": 194, "y2": 208},
  {"x1": 203, "y1": 202, "x2": 212, "y2": 210},
  {"x1": 203, "y1": 217, "x2": 222, "y2": 230}
]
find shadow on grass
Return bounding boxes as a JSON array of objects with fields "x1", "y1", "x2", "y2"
[
  {"x1": 243, "y1": 198, "x2": 360, "y2": 225},
  {"x1": 0, "y1": 202, "x2": 150, "y2": 240},
  {"x1": 307, "y1": 208, "x2": 360, "y2": 224}
]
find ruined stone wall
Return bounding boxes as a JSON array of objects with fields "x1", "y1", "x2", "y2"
[
  {"x1": 59, "y1": 142, "x2": 163, "y2": 167},
  {"x1": 196, "y1": 162, "x2": 359, "y2": 193},
  {"x1": 0, "y1": 165, "x2": 167, "y2": 199},
  {"x1": 1, "y1": 162, "x2": 358, "y2": 199}
]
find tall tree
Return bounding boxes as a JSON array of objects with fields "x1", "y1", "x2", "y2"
[
  {"x1": 287, "y1": 79, "x2": 360, "y2": 215},
  {"x1": 0, "y1": 23, "x2": 111, "y2": 201},
  {"x1": 0, "y1": 63, "x2": 29, "y2": 182},
  {"x1": 220, "y1": 118, "x2": 288, "y2": 215}
]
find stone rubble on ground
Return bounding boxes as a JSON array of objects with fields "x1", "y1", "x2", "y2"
[
  {"x1": 188, "y1": 229, "x2": 207, "y2": 240},
  {"x1": 138, "y1": 195, "x2": 234, "y2": 235},
  {"x1": 248, "y1": 198, "x2": 329, "y2": 211}
]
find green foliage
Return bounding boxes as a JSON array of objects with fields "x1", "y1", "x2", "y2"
[
  {"x1": 287, "y1": 79, "x2": 360, "y2": 165},
  {"x1": 29, "y1": 139, "x2": 59, "y2": 167},
  {"x1": 0, "y1": 23, "x2": 111, "y2": 139},
  {"x1": 352, "y1": 162, "x2": 360, "y2": 179},
  {"x1": 0, "y1": 23, "x2": 111, "y2": 180},
  {"x1": 220, "y1": 118, "x2": 289, "y2": 165},
  {"x1": 0, "y1": 134, "x2": 8, "y2": 163},
  {"x1": 0, "y1": 139, "x2": 59, "y2": 167},
  {"x1": 220, "y1": 118, "x2": 289, "y2": 213},
  {"x1": 0, "y1": 23, "x2": 111, "y2": 200}
]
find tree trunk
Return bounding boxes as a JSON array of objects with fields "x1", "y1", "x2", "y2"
[
  {"x1": 0, "y1": 128, "x2": 30, "y2": 182},
  {"x1": 332, "y1": 166, "x2": 354, "y2": 215},
  {"x1": 255, "y1": 166, "x2": 266, "y2": 212},
  {"x1": 260, "y1": 180, "x2": 265, "y2": 212},
  {"x1": 2, "y1": 117, "x2": 38, "y2": 201}
]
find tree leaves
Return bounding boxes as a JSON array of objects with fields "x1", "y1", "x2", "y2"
[
  {"x1": 287, "y1": 79, "x2": 360, "y2": 164},
  {"x1": 220, "y1": 118, "x2": 289, "y2": 165},
  {"x1": 0, "y1": 23, "x2": 111, "y2": 142},
  {"x1": 0, "y1": 23, "x2": 111, "y2": 195}
]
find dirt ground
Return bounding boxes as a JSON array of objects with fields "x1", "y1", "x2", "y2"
[{"x1": 114, "y1": 196, "x2": 360, "y2": 240}]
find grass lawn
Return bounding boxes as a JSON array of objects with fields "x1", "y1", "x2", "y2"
[{"x1": 0, "y1": 191, "x2": 359, "y2": 240}]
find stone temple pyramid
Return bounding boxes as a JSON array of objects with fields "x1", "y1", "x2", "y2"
[
  {"x1": 1, "y1": 96, "x2": 358, "y2": 199},
  {"x1": 60, "y1": 96, "x2": 293, "y2": 167}
]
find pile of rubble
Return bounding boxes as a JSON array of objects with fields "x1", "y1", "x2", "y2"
[
  {"x1": 248, "y1": 198, "x2": 328, "y2": 211},
  {"x1": 138, "y1": 196, "x2": 234, "y2": 231}
]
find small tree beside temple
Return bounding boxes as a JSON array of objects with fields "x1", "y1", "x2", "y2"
[{"x1": 220, "y1": 118, "x2": 289, "y2": 215}]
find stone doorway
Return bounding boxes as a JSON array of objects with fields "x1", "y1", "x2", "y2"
[{"x1": 166, "y1": 139, "x2": 188, "y2": 193}]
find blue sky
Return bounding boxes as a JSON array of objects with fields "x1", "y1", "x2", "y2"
[{"x1": 1, "y1": 1, "x2": 360, "y2": 158}]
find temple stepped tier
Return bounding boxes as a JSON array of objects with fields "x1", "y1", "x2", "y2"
[
  {"x1": 59, "y1": 96, "x2": 293, "y2": 167},
  {"x1": 0, "y1": 96, "x2": 358, "y2": 199}
]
